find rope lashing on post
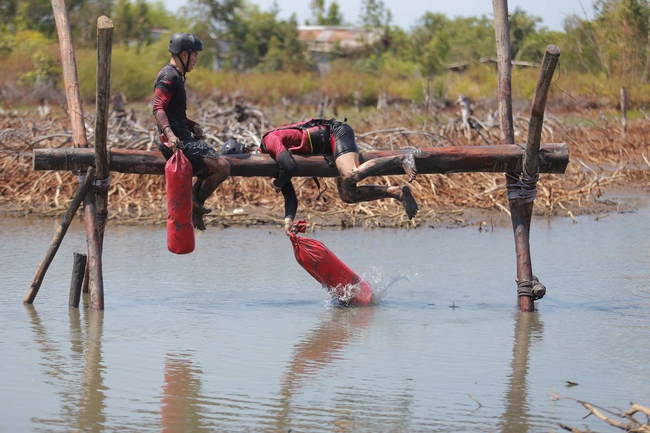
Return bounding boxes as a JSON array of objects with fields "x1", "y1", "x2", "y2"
[
  {"x1": 516, "y1": 275, "x2": 546, "y2": 300},
  {"x1": 92, "y1": 175, "x2": 111, "y2": 191},
  {"x1": 505, "y1": 165, "x2": 539, "y2": 203}
]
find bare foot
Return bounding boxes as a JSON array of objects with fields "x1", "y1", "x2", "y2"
[
  {"x1": 191, "y1": 198, "x2": 211, "y2": 231},
  {"x1": 413, "y1": 148, "x2": 431, "y2": 159},
  {"x1": 402, "y1": 149, "x2": 431, "y2": 183},
  {"x1": 192, "y1": 197, "x2": 212, "y2": 216},
  {"x1": 400, "y1": 185, "x2": 419, "y2": 220},
  {"x1": 192, "y1": 212, "x2": 207, "y2": 231}
]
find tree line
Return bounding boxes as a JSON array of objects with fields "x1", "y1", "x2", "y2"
[{"x1": 2, "y1": 0, "x2": 650, "y2": 82}]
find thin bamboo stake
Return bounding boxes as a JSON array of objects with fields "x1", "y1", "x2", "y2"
[{"x1": 24, "y1": 166, "x2": 96, "y2": 304}]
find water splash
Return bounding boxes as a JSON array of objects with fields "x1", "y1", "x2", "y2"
[
  {"x1": 361, "y1": 266, "x2": 420, "y2": 303},
  {"x1": 319, "y1": 267, "x2": 421, "y2": 307}
]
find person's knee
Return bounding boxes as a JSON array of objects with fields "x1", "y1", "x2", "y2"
[
  {"x1": 204, "y1": 157, "x2": 230, "y2": 178},
  {"x1": 336, "y1": 177, "x2": 356, "y2": 203}
]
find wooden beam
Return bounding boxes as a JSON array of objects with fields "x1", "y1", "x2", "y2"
[{"x1": 33, "y1": 144, "x2": 569, "y2": 176}]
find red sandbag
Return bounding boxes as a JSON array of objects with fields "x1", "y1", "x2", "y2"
[
  {"x1": 289, "y1": 221, "x2": 372, "y2": 305},
  {"x1": 165, "y1": 150, "x2": 194, "y2": 254}
]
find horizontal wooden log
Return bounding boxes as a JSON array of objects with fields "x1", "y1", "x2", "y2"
[{"x1": 33, "y1": 144, "x2": 569, "y2": 177}]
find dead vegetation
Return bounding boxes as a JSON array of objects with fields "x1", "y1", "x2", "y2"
[
  {"x1": 550, "y1": 391, "x2": 650, "y2": 432},
  {"x1": 0, "y1": 99, "x2": 648, "y2": 230}
]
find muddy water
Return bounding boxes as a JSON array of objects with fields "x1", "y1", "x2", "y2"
[{"x1": 1, "y1": 206, "x2": 649, "y2": 432}]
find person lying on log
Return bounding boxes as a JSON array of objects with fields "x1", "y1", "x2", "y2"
[
  {"x1": 153, "y1": 32, "x2": 230, "y2": 231},
  {"x1": 223, "y1": 119, "x2": 428, "y2": 236}
]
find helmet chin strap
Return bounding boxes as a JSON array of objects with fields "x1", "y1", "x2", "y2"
[{"x1": 180, "y1": 52, "x2": 191, "y2": 83}]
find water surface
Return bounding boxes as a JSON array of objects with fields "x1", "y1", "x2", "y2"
[{"x1": 1, "y1": 207, "x2": 649, "y2": 432}]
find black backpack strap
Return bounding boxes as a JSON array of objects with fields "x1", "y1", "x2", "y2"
[{"x1": 312, "y1": 177, "x2": 328, "y2": 202}]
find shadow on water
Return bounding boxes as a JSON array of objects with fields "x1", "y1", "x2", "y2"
[
  {"x1": 498, "y1": 312, "x2": 545, "y2": 432},
  {"x1": 25, "y1": 302, "x2": 107, "y2": 431}
]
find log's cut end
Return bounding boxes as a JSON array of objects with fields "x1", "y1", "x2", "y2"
[
  {"x1": 545, "y1": 44, "x2": 561, "y2": 57},
  {"x1": 97, "y1": 16, "x2": 114, "y2": 29}
]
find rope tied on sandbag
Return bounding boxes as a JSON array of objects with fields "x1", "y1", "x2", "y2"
[
  {"x1": 506, "y1": 164, "x2": 539, "y2": 203},
  {"x1": 516, "y1": 275, "x2": 546, "y2": 300}
]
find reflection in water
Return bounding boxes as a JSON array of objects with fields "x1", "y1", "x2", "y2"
[
  {"x1": 275, "y1": 306, "x2": 414, "y2": 432},
  {"x1": 25, "y1": 302, "x2": 107, "y2": 431},
  {"x1": 497, "y1": 312, "x2": 544, "y2": 433},
  {"x1": 77, "y1": 307, "x2": 106, "y2": 431},
  {"x1": 161, "y1": 352, "x2": 204, "y2": 432}
]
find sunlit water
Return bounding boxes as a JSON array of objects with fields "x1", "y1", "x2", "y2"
[{"x1": 1, "y1": 205, "x2": 649, "y2": 432}]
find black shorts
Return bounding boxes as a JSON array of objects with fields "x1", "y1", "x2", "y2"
[
  {"x1": 331, "y1": 122, "x2": 359, "y2": 159},
  {"x1": 159, "y1": 140, "x2": 220, "y2": 177}
]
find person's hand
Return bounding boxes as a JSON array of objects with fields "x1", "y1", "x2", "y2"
[
  {"x1": 192, "y1": 124, "x2": 204, "y2": 139},
  {"x1": 166, "y1": 132, "x2": 180, "y2": 152},
  {"x1": 284, "y1": 217, "x2": 296, "y2": 236}
]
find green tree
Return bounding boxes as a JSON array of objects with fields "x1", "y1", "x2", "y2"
[
  {"x1": 324, "y1": 2, "x2": 343, "y2": 25},
  {"x1": 359, "y1": 0, "x2": 391, "y2": 28},
  {"x1": 113, "y1": 0, "x2": 134, "y2": 47},
  {"x1": 308, "y1": 0, "x2": 343, "y2": 25},
  {"x1": 132, "y1": 0, "x2": 152, "y2": 51}
]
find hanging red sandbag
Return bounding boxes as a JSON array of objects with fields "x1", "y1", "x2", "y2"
[
  {"x1": 165, "y1": 149, "x2": 195, "y2": 254},
  {"x1": 289, "y1": 220, "x2": 372, "y2": 305}
]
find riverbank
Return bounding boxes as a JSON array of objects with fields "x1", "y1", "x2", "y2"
[{"x1": 0, "y1": 103, "x2": 648, "y2": 230}]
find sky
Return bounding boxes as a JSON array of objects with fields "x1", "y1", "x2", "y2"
[{"x1": 161, "y1": 0, "x2": 596, "y2": 32}]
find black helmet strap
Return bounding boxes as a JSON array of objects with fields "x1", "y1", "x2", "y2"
[{"x1": 174, "y1": 51, "x2": 191, "y2": 83}]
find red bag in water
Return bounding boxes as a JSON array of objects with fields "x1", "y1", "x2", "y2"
[
  {"x1": 289, "y1": 221, "x2": 372, "y2": 305},
  {"x1": 165, "y1": 150, "x2": 195, "y2": 254}
]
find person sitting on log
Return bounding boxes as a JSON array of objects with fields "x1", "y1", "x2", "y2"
[
  {"x1": 258, "y1": 118, "x2": 428, "y2": 236},
  {"x1": 153, "y1": 32, "x2": 230, "y2": 231}
]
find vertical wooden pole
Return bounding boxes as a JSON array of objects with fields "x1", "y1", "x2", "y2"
[
  {"x1": 95, "y1": 15, "x2": 113, "y2": 245},
  {"x1": 94, "y1": 16, "x2": 114, "y2": 243},
  {"x1": 85, "y1": 190, "x2": 104, "y2": 311},
  {"x1": 24, "y1": 167, "x2": 96, "y2": 304},
  {"x1": 524, "y1": 46, "x2": 561, "y2": 177},
  {"x1": 493, "y1": 0, "x2": 534, "y2": 312},
  {"x1": 492, "y1": 0, "x2": 514, "y2": 145},
  {"x1": 51, "y1": 0, "x2": 88, "y2": 148},
  {"x1": 69, "y1": 252, "x2": 87, "y2": 308},
  {"x1": 620, "y1": 87, "x2": 628, "y2": 140}
]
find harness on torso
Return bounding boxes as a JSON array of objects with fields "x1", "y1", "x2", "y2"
[
  {"x1": 261, "y1": 118, "x2": 335, "y2": 155},
  {"x1": 262, "y1": 118, "x2": 344, "y2": 202}
]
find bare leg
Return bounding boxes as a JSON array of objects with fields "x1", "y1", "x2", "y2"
[
  {"x1": 341, "y1": 148, "x2": 430, "y2": 184},
  {"x1": 336, "y1": 177, "x2": 419, "y2": 220},
  {"x1": 192, "y1": 157, "x2": 230, "y2": 231}
]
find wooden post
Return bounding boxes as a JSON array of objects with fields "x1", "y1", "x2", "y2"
[
  {"x1": 620, "y1": 87, "x2": 627, "y2": 140},
  {"x1": 51, "y1": 0, "x2": 88, "y2": 148},
  {"x1": 84, "y1": 189, "x2": 104, "y2": 311},
  {"x1": 24, "y1": 166, "x2": 96, "y2": 304},
  {"x1": 493, "y1": 0, "x2": 536, "y2": 312},
  {"x1": 492, "y1": 0, "x2": 514, "y2": 145},
  {"x1": 524, "y1": 46, "x2": 560, "y2": 177},
  {"x1": 94, "y1": 16, "x2": 114, "y2": 243},
  {"x1": 69, "y1": 252, "x2": 87, "y2": 308}
]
